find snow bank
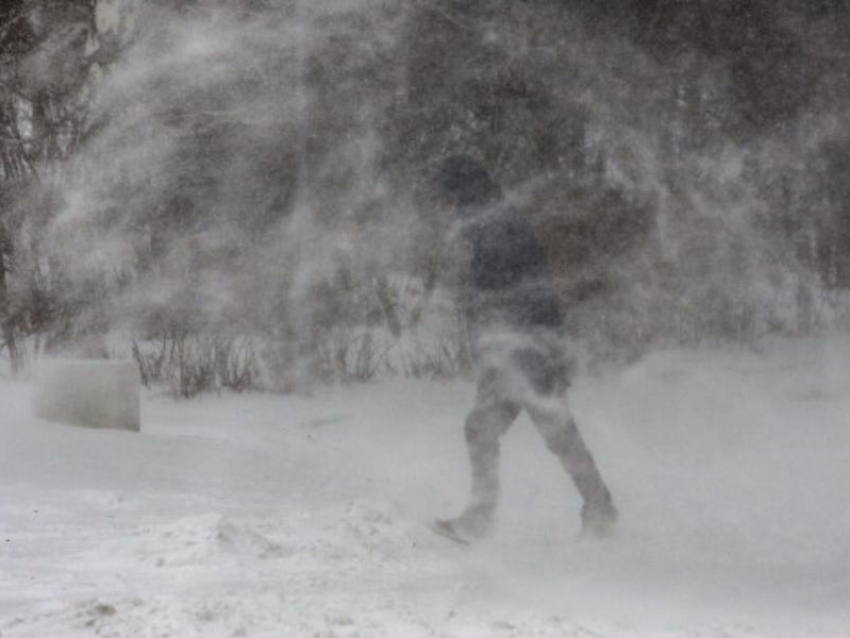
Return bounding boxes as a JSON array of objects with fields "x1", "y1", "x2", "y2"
[{"x1": 3, "y1": 336, "x2": 850, "y2": 637}]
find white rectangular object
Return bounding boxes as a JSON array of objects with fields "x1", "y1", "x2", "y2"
[{"x1": 33, "y1": 359, "x2": 141, "y2": 432}]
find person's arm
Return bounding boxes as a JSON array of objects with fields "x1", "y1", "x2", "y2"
[{"x1": 409, "y1": 218, "x2": 467, "y2": 327}]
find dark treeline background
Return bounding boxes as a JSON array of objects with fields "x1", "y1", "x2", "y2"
[{"x1": 2, "y1": 0, "x2": 850, "y2": 395}]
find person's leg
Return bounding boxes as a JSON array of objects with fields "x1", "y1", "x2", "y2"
[
  {"x1": 526, "y1": 392, "x2": 617, "y2": 536},
  {"x1": 443, "y1": 370, "x2": 520, "y2": 539},
  {"x1": 513, "y1": 340, "x2": 617, "y2": 537}
]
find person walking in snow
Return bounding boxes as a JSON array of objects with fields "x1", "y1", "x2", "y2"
[{"x1": 432, "y1": 153, "x2": 617, "y2": 541}]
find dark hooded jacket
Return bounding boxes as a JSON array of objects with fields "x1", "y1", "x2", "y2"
[{"x1": 434, "y1": 155, "x2": 564, "y2": 341}]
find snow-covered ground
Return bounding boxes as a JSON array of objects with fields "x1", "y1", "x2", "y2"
[{"x1": 2, "y1": 337, "x2": 850, "y2": 637}]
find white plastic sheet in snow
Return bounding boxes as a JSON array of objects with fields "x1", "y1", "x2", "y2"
[{"x1": 32, "y1": 359, "x2": 141, "y2": 432}]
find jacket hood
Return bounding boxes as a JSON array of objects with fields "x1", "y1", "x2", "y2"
[{"x1": 432, "y1": 154, "x2": 501, "y2": 207}]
